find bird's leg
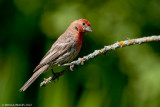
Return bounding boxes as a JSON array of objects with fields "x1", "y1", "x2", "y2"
[
  {"x1": 50, "y1": 67, "x2": 70, "y2": 82},
  {"x1": 51, "y1": 69, "x2": 60, "y2": 81},
  {"x1": 51, "y1": 69, "x2": 55, "y2": 76}
]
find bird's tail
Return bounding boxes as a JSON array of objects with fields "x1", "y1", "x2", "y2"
[{"x1": 19, "y1": 65, "x2": 49, "y2": 92}]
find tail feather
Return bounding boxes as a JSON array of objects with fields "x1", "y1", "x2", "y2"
[{"x1": 20, "y1": 65, "x2": 49, "y2": 92}]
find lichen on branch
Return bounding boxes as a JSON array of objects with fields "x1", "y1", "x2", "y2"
[{"x1": 40, "y1": 35, "x2": 160, "y2": 87}]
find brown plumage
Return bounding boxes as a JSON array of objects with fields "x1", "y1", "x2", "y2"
[{"x1": 20, "y1": 19, "x2": 92, "y2": 91}]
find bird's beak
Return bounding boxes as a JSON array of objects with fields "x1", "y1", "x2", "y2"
[{"x1": 85, "y1": 26, "x2": 92, "y2": 32}]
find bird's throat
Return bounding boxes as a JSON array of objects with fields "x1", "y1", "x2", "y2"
[
  {"x1": 77, "y1": 32, "x2": 85, "y2": 42},
  {"x1": 75, "y1": 32, "x2": 85, "y2": 53}
]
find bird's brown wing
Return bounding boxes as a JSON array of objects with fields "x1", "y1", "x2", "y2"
[{"x1": 33, "y1": 38, "x2": 75, "y2": 72}]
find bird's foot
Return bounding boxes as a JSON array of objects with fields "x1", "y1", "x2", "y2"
[{"x1": 51, "y1": 69, "x2": 61, "y2": 82}]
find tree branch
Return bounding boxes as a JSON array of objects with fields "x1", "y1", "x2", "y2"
[{"x1": 40, "y1": 35, "x2": 160, "y2": 87}]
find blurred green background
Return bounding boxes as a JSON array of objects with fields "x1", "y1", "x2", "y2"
[{"x1": 1, "y1": 0, "x2": 160, "y2": 107}]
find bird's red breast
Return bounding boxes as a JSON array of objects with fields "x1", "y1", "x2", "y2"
[{"x1": 76, "y1": 31, "x2": 85, "y2": 53}]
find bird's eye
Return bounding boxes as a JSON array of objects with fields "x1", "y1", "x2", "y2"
[{"x1": 82, "y1": 23, "x2": 85, "y2": 25}]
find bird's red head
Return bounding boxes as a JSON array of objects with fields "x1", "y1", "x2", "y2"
[{"x1": 71, "y1": 19, "x2": 92, "y2": 33}]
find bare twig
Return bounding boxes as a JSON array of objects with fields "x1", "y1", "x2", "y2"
[{"x1": 40, "y1": 35, "x2": 160, "y2": 87}]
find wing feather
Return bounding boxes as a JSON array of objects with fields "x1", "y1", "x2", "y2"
[{"x1": 33, "y1": 34, "x2": 76, "y2": 72}]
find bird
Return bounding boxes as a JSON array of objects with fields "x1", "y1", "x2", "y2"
[{"x1": 19, "y1": 19, "x2": 92, "y2": 91}]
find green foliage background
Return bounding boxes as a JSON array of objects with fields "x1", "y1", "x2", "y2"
[{"x1": 1, "y1": 0, "x2": 160, "y2": 107}]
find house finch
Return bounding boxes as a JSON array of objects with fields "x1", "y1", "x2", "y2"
[{"x1": 20, "y1": 19, "x2": 92, "y2": 91}]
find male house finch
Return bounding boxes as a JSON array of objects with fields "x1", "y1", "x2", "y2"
[{"x1": 20, "y1": 19, "x2": 92, "y2": 91}]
